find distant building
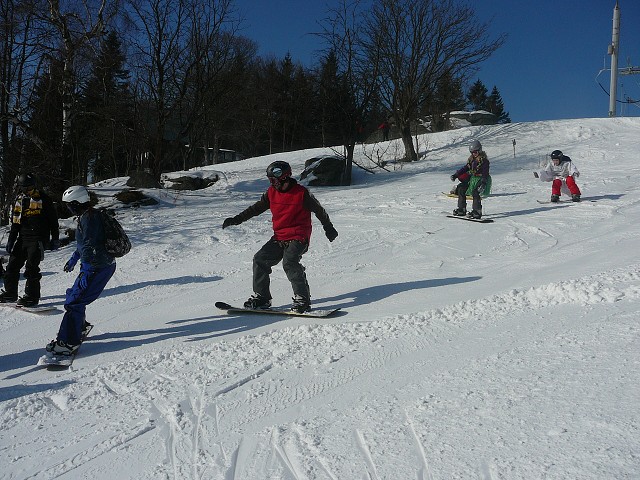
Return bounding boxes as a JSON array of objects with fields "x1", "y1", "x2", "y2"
[{"x1": 213, "y1": 149, "x2": 245, "y2": 164}]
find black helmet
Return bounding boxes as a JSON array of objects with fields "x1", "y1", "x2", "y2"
[
  {"x1": 17, "y1": 173, "x2": 36, "y2": 188},
  {"x1": 266, "y1": 161, "x2": 292, "y2": 179},
  {"x1": 550, "y1": 150, "x2": 563, "y2": 160},
  {"x1": 266, "y1": 161, "x2": 292, "y2": 188}
]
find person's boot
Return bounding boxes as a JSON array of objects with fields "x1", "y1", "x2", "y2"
[
  {"x1": 452, "y1": 208, "x2": 467, "y2": 216},
  {"x1": 291, "y1": 295, "x2": 311, "y2": 313},
  {"x1": 17, "y1": 295, "x2": 39, "y2": 307},
  {"x1": 0, "y1": 290, "x2": 18, "y2": 303},
  {"x1": 550, "y1": 194, "x2": 560, "y2": 203},
  {"x1": 243, "y1": 294, "x2": 272, "y2": 309}
]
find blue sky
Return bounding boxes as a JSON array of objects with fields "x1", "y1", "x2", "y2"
[{"x1": 235, "y1": 0, "x2": 640, "y2": 123}]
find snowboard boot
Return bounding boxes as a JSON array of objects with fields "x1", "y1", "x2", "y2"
[
  {"x1": 81, "y1": 321, "x2": 93, "y2": 341},
  {"x1": 468, "y1": 210, "x2": 482, "y2": 219},
  {"x1": 572, "y1": 194, "x2": 581, "y2": 202},
  {"x1": 0, "y1": 290, "x2": 18, "y2": 303},
  {"x1": 291, "y1": 295, "x2": 311, "y2": 314},
  {"x1": 16, "y1": 295, "x2": 39, "y2": 308},
  {"x1": 46, "y1": 339, "x2": 80, "y2": 356},
  {"x1": 452, "y1": 208, "x2": 467, "y2": 216},
  {"x1": 244, "y1": 294, "x2": 272, "y2": 309},
  {"x1": 550, "y1": 194, "x2": 560, "y2": 203}
]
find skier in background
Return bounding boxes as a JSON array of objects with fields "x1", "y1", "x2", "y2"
[
  {"x1": 378, "y1": 121, "x2": 391, "y2": 141},
  {"x1": 46, "y1": 185, "x2": 116, "y2": 356},
  {"x1": 450, "y1": 139, "x2": 491, "y2": 219},
  {"x1": 534, "y1": 149, "x2": 581, "y2": 202},
  {"x1": 222, "y1": 161, "x2": 338, "y2": 313}
]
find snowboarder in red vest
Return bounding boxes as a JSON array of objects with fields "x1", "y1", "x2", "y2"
[{"x1": 223, "y1": 161, "x2": 338, "y2": 313}]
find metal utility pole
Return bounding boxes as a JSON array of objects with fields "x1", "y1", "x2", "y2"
[{"x1": 608, "y1": 1, "x2": 620, "y2": 117}]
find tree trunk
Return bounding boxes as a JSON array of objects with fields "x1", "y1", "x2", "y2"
[
  {"x1": 400, "y1": 123, "x2": 417, "y2": 161},
  {"x1": 342, "y1": 143, "x2": 354, "y2": 186}
]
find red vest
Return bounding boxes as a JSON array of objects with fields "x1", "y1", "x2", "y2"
[{"x1": 268, "y1": 184, "x2": 312, "y2": 241}]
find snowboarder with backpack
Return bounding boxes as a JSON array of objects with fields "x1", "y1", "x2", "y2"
[
  {"x1": 0, "y1": 173, "x2": 59, "y2": 307},
  {"x1": 46, "y1": 185, "x2": 117, "y2": 356},
  {"x1": 450, "y1": 139, "x2": 491, "y2": 219},
  {"x1": 222, "y1": 161, "x2": 338, "y2": 313},
  {"x1": 533, "y1": 149, "x2": 581, "y2": 202}
]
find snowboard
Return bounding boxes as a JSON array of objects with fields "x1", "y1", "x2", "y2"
[
  {"x1": 37, "y1": 352, "x2": 75, "y2": 368},
  {"x1": 446, "y1": 215, "x2": 494, "y2": 223},
  {"x1": 0, "y1": 303, "x2": 60, "y2": 314},
  {"x1": 36, "y1": 325, "x2": 93, "y2": 369},
  {"x1": 442, "y1": 192, "x2": 489, "y2": 200},
  {"x1": 536, "y1": 199, "x2": 585, "y2": 204},
  {"x1": 215, "y1": 301, "x2": 340, "y2": 318}
]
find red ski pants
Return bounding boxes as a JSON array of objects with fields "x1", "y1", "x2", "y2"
[{"x1": 552, "y1": 176, "x2": 581, "y2": 196}]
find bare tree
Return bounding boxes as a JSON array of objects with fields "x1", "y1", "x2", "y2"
[
  {"x1": 367, "y1": 0, "x2": 505, "y2": 161},
  {"x1": 42, "y1": 0, "x2": 120, "y2": 186},
  {"x1": 0, "y1": 0, "x2": 50, "y2": 209},
  {"x1": 126, "y1": 0, "x2": 235, "y2": 177},
  {"x1": 319, "y1": 0, "x2": 381, "y2": 185}
]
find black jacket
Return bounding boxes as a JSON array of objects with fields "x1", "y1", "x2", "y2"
[{"x1": 8, "y1": 189, "x2": 59, "y2": 245}]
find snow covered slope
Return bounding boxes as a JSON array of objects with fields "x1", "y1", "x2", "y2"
[{"x1": 1, "y1": 117, "x2": 639, "y2": 479}]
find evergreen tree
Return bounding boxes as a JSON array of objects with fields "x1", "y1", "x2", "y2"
[
  {"x1": 25, "y1": 59, "x2": 64, "y2": 179},
  {"x1": 467, "y1": 79, "x2": 489, "y2": 111},
  {"x1": 317, "y1": 50, "x2": 347, "y2": 147},
  {"x1": 80, "y1": 31, "x2": 134, "y2": 182},
  {"x1": 486, "y1": 85, "x2": 511, "y2": 123},
  {"x1": 428, "y1": 72, "x2": 467, "y2": 131}
]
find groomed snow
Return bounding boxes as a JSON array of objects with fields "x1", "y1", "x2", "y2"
[{"x1": 1, "y1": 117, "x2": 639, "y2": 479}]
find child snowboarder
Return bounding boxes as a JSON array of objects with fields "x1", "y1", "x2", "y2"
[
  {"x1": 450, "y1": 139, "x2": 491, "y2": 219},
  {"x1": 222, "y1": 161, "x2": 338, "y2": 313},
  {"x1": 534, "y1": 150, "x2": 581, "y2": 202},
  {"x1": 46, "y1": 186, "x2": 116, "y2": 356}
]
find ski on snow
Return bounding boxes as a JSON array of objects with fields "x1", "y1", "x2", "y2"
[{"x1": 215, "y1": 301, "x2": 340, "y2": 318}]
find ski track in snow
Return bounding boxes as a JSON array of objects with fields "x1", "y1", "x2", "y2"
[{"x1": 2, "y1": 263, "x2": 639, "y2": 479}]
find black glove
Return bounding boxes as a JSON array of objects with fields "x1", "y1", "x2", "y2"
[
  {"x1": 6, "y1": 237, "x2": 15, "y2": 254},
  {"x1": 324, "y1": 225, "x2": 338, "y2": 242},
  {"x1": 450, "y1": 174, "x2": 458, "y2": 182},
  {"x1": 222, "y1": 217, "x2": 239, "y2": 229}
]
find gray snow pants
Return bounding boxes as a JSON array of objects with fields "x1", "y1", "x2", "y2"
[
  {"x1": 456, "y1": 181, "x2": 482, "y2": 212},
  {"x1": 253, "y1": 238, "x2": 310, "y2": 300}
]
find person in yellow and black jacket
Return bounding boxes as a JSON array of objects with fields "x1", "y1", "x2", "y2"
[{"x1": 0, "y1": 173, "x2": 59, "y2": 307}]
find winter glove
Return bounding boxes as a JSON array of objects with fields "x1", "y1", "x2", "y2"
[
  {"x1": 78, "y1": 269, "x2": 93, "y2": 290},
  {"x1": 222, "y1": 217, "x2": 240, "y2": 229},
  {"x1": 324, "y1": 225, "x2": 338, "y2": 242},
  {"x1": 450, "y1": 174, "x2": 458, "y2": 182},
  {"x1": 533, "y1": 171, "x2": 539, "y2": 178},
  {"x1": 64, "y1": 252, "x2": 80, "y2": 272},
  {"x1": 5, "y1": 237, "x2": 15, "y2": 254}
]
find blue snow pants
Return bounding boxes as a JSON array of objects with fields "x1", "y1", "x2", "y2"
[{"x1": 57, "y1": 262, "x2": 116, "y2": 345}]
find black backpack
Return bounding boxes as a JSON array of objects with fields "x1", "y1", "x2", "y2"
[{"x1": 100, "y1": 210, "x2": 131, "y2": 257}]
